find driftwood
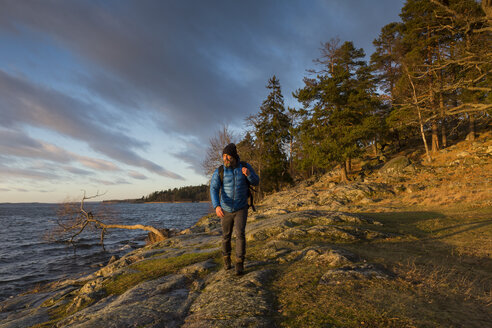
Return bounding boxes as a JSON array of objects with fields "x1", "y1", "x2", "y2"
[{"x1": 52, "y1": 191, "x2": 166, "y2": 249}]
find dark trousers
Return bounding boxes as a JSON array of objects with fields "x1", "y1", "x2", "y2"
[{"x1": 221, "y1": 207, "x2": 248, "y2": 262}]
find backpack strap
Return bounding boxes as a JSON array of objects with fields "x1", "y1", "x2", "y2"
[
  {"x1": 219, "y1": 165, "x2": 224, "y2": 184},
  {"x1": 240, "y1": 161, "x2": 256, "y2": 211}
]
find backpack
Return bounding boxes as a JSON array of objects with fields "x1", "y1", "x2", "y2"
[{"x1": 218, "y1": 161, "x2": 256, "y2": 211}]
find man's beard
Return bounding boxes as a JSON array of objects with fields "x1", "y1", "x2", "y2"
[{"x1": 224, "y1": 158, "x2": 236, "y2": 168}]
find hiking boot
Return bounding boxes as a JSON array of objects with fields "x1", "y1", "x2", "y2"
[
  {"x1": 235, "y1": 261, "x2": 244, "y2": 276},
  {"x1": 223, "y1": 256, "x2": 232, "y2": 270}
]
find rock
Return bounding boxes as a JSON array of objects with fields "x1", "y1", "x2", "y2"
[
  {"x1": 248, "y1": 213, "x2": 266, "y2": 221},
  {"x1": 379, "y1": 156, "x2": 411, "y2": 175},
  {"x1": 288, "y1": 246, "x2": 357, "y2": 266},
  {"x1": 146, "y1": 228, "x2": 177, "y2": 244},
  {"x1": 456, "y1": 151, "x2": 470, "y2": 158},
  {"x1": 262, "y1": 208, "x2": 290, "y2": 216},
  {"x1": 319, "y1": 263, "x2": 395, "y2": 285},
  {"x1": 107, "y1": 255, "x2": 119, "y2": 265},
  {"x1": 0, "y1": 290, "x2": 56, "y2": 328},
  {"x1": 402, "y1": 164, "x2": 417, "y2": 173},
  {"x1": 190, "y1": 215, "x2": 221, "y2": 233},
  {"x1": 0, "y1": 291, "x2": 53, "y2": 313},
  {"x1": 245, "y1": 213, "x2": 295, "y2": 242},
  {"x1": 65, "y1": 278, "x2": 106, "y2": 313},
  {"x1": 182, "y1": 269, "x2": 275, "y2": 328},
  {"x1": 179, "y1": 259, "x2": 217, "y2": 276},
  {"x1": 58, "y1": 274, "x2": 195, "y2": 328},
  {"x1": 262, "y1": 239, "x2": 298, "y2": 262},
  {"x1": 95, "y1": 255, "x2": 143, "y2": 278},
  {"x1": 406, "y1": 184, "x2": 423, "y2": 193},
  {"x1": 0, "y1": 307, "x2": 50, "y2": 328}
]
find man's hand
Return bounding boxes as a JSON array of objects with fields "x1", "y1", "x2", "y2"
[
  {"x1": 216, "y1": 206, "x2": 225, "y2": 218},
  {"x1": 242, "y1": 167, "x2": 249, "y2": 176}
]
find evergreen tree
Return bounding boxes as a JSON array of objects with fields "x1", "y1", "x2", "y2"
[
  {"x1": 294, "y1": 41, "x2": 382, "y2": 182},
  {"x1": 251, "y1": 75, "x2": 291, "y2": 194},
  {"x1": 384, "y1": 0, "x2": 490, "y2": 158}
]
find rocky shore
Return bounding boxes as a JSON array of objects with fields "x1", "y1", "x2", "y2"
[
  {"x1": 1, "y1": 133, "x2": 490, "y2": 327},
  {"x1": 0, "y1": 203, "x2": 396, "y2": 328}
]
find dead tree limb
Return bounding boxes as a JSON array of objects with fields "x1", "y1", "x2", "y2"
[{"x1": 51, "y1": 191, "x2": 167, "y2": 249}]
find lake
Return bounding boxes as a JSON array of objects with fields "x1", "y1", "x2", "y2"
[{"x1": 0, "y1": 202, "x2": 212, "y2": 302}]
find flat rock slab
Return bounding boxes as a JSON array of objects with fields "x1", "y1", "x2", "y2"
[
  {"x1": 0, "y1": 306, "x2": 50, "y2": 328},
  {"x1": 288, "y1": 246, "x2": 358, "y2": 266},
  {"x1": 319, "y1": 263, "x2": 395, "y2": 285},
  {"x1": 58, "y1": 274, "x2": 196, "y2": 328},
  {"x1": 182, "y1": 269, "x2": 276, "y2": 328}
]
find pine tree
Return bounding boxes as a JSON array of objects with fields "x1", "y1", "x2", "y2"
[
  {"x1": 384, "y1": 0, "x2": 491, "y2": 158},
  {"x1": 294, "y1": 41, "x2": 382, "y2": 182},
  {"x1": 251, "y1": 75, "x2": 291, "y2": 194}
]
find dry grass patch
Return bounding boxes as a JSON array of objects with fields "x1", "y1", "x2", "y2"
[{"x1": 271, "y1": 207, "x2": 492, "y2": 327}]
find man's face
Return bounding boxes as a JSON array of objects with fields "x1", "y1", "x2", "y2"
[{"x1": 223, "y1": 154, "x2": 235, "y2": 168}]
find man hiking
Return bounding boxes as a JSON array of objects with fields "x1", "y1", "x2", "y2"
[{"x1": 210, "y1": 143, "x2": 259, "y2": 275}]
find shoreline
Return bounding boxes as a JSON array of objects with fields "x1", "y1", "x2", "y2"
[{"x1": 102, "y1": 200, "x2": 211, "y2": 204}]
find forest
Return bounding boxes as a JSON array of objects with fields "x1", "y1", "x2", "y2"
[
  {"x1": 202, "y1": 0, "x2": 491, "y2": 197},
  {"x1": 141, "y1": 185, "x2": 209, "y2": 202}
]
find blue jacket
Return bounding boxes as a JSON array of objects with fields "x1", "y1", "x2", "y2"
[{"x1": 210, "y1": 160, "x2": 259, "y2": 213}]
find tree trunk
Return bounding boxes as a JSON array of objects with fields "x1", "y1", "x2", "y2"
[
  {"x1": 431, "y1": 121, "x2": 439, "y2": 153},
  {"x1": 96, "y1": 222, "x2": 166, "y2": 241},
  {"x1": 420, "y1": 120, "x2": 432, "y2": 162},
  {"x1": 467, "y1": 113, "x2": 476, "y2": 141},
  {"x1": 395, "y1": 128, "x2": 402, "y2": 150},
  {"x1": 340, "y1": 163, "x2": 349, "y2": 183},
  {"x1": 289, "y1": 139, "x2": 292, "y2": 176},
  {"x1": 482, "y1": 0, "x2": 492, "y2": 21},
  {"x1": 373, "y1": 137, "x2": 378, "y2": 157},
  {"x1": 439, "y1": 91, "x2": 447, "y2": 148},
  {"x1": 258, "y1": 163, "x2": 262, "y2": 197},
  {"x1": 441, "y1": 122, "x2": 447, "y2": 148},
  {"x1": 345, "y1": 157, "x2": 351, "y2": 174},
  {"x1": 405, "y1": 67, "x2": 432, "y2": 162}
]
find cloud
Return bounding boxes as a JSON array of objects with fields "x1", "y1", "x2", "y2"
[
  {"x1": 0, "y1": 72, "x2": 183, "y2": 179},
  {"x1": 0, "y1": 163, "x2": 60, "y2": 181},
  {"x1": 63, "y1": 166, "x2": 93, "y2": 176},
  {"x1": 0, "y1": 128, "x2": 72, "y2": 163},
  {"x1": 90, "y1": 178, "x2": 131, "y2": 186},
  {"x1": 171, "y1": 137, "x2": 207, "y2": 176},
  {"x1": 128, "y1": 170, "x2": 147, "y2": 180},
  {"x1": 0, "y1": 0, "x2": 405, "y2": 141},
  {"x1": 0, "y1": 128, "x2": 118, "y2": 176},
  {"x1": 76, "y1": 156, "x2": 119, "y2": 171},
  {"x1": 0, "y1": 0, "x2": 405, "y2": 192},
  {"x1": 37, "y1": 189, "x2": 55, "y2": 193}
]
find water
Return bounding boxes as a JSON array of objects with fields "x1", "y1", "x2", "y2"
[{"x1": 0, "y1": 202, "x2": 212, "y2": 302}]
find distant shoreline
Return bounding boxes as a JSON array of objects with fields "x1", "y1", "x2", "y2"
[
  {"x1": 102, "y1": 200, "x2": 211, "y2": 204},
  {"x1": 143, "y1": 201, "x2": 210, "y2": 204}
]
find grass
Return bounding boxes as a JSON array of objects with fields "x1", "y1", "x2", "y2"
[
  {"x1": 103, "y1": 250, "x2": 221, "y2": 295},
  {"x1": 271, "y1": 206, "x2": 492, "y2": 327}
]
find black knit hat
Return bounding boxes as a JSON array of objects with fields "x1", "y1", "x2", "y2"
[{"x1": 222, "y1": 143, "x2": 239, "y2": 161}]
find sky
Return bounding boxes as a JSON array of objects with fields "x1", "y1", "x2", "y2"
[{"x1": 0, "y1": 0, "x2": 405, "y2": 203}]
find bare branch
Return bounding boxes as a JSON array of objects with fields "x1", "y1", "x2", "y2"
[{"x1": 50, "y1": 193, "x2": 169, "y2": 249}]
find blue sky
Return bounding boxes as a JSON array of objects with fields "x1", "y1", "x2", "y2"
[{"x1": 0, "y1": 0, "x2": 404, "y2": 203}]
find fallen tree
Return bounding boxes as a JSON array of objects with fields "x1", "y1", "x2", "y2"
[{"x1": 51, "y1": 191, "x2": 168, "y2": 249}]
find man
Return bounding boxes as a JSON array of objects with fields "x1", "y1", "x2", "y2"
[{"x1": 210, "y1": 143, "x2": 259, "y2": 275}]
